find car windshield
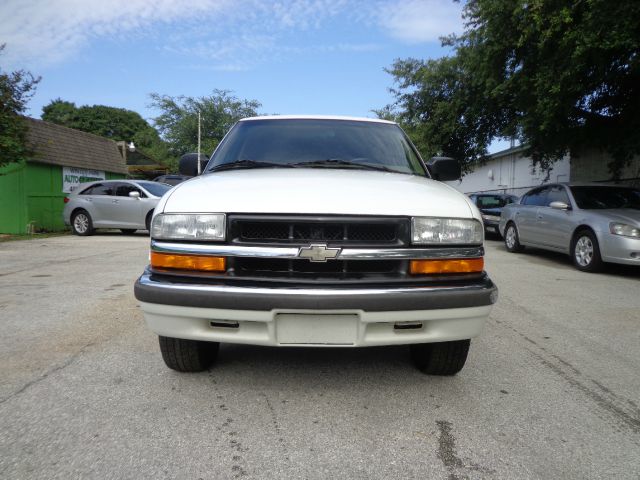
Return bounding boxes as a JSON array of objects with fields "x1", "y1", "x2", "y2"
[
  {"x1": 570, "y1": 186, "x2": 640, "y2": 210},
  {"x1": 207, "y1": 119, "x2": 427, "y2": 176},
  {"x1": 136, "y1": 181, "x2": 172, "y2": 197},
  {"x1": 476, "y1": 195, "x2": 514, "y2": 208}
]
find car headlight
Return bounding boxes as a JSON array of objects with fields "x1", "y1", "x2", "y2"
[
  {"x1": 610, "y1": 222, "x2": 640, "y2": 239},
  {"x1": 151, "y1": 213, "x2": 226, "y2": 240},
  {"x1": 411, "y1": 217, "x2": 483, "y2": 244}
]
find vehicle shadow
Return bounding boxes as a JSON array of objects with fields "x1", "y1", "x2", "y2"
[{"x1": 210, "y1": 344, "x2": 440, "y2": 386}]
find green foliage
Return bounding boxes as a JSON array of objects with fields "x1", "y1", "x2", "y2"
[
  {"x1": 41, "y1": 99, "x2": 173, "y2": 168},
  {"x1": 382, "y1": 0, "x2": 640, "y2": 177},
  {"x1": 149, "y1": 90, "x2": 261, "y2": 157},
  {"x1": 0, "y1": 44, "x2": 41, "y2": 169}
]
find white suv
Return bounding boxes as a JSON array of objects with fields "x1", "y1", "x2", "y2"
[{"x1": 134, "y1": 116, "x2": 497, "y2": 375}]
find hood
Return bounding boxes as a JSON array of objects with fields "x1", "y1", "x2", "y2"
[
  {"x1": 160, "y1": 168, "x2": 477, "y2": 219},
  {"x1": 587, "y1": 209, "x2": 640, "y2": 225}
]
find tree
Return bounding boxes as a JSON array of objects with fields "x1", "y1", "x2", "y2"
[
  {"x1": 149, "y1": 90, "x2": 261, "y2": 156},
  {"x1": 0, "y1": 44, "x2": 40, "y2": 169},
  {"x1": 42, "y1": 99, "x2": 172, "y2": 167},
  {"x1": 382, "y1": 0, "x2": 640, "y2": 177}
]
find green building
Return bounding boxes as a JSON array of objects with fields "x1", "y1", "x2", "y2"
[{"x1": 0, "y1": 118, "x2": 128, "y2": 234}]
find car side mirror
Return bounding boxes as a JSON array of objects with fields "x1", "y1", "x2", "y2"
[
  {"x1": 179, "y1": 153, "x2": 209, "y2": 176},
  {"x1": 549, "y1": 201, "x2": 570, "y2": 210},
  {"x1": 426, "y1": 156, "x2": 461, "y2": 181},
  {"x1": 129, "y1": 191, "x2": 140, "y2": 199}
]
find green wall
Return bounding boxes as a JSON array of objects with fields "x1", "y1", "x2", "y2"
[
  {"x1": 0, "y1": 162, "x2": 27, "y2": 234},
  {"x1": 0, "y1": 161, "x2": 124, "y2": 234}
]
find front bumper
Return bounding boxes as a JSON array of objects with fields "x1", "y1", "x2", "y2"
[
  {"x1": 134, "y1": 271, "x2": 497, "y2": 346},
  {"x1": 601, "y1": 233, "x2": 640, "y2": 266}
]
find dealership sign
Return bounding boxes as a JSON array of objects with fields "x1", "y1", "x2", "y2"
[{"x1": 62, "y1": 167, "x2": 106, "y2": 193}]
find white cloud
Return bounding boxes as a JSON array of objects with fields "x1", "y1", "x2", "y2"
[
  {"x1": 0, "y1": 0, "x2": 461, "y2": 70},
  {"x1": 375, "y1": 0, "x2": 463, "y2": 43},
  {"x1": 0, "y1": 0, "x2": 238, "y2": 68}
]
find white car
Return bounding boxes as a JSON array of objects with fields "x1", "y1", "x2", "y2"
[{"x1": 134, "y1": 116, "x2": 497, "y2": 375}]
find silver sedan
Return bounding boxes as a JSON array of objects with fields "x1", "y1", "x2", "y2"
[
  {"x1": 499, "y1": 183, "x2": 640, "y2": 271},
  {"x1": 63, "y1": 180, "x2": 172, "y2": 235}
]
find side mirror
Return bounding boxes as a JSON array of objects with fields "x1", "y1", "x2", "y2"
[
  {"x1": 549, "y1": 201, "x2": 570, "y2": 210},
  {"x1": 179, "y1": 153, "x2": 209, "y2": 176},
  {"x1": 426, "y1": 156, "x2": 461, "y2": 181},
  {"x1": 129, "y1": 191, "x2": 140, "y2": 199}
]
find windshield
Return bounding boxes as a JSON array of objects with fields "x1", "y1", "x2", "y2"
[
  {"x1": 476, "y1": 195, "x2": 515, "y2": 208},
  {"x1": 570, "y1": 186, "x2": 640, "y2": 210},
  {"x1": 136, "y1": 181, "x2": 172, "y2": 197},
  {"x1": 207, "y1": 119, "x2": 427, "y2": 176}
]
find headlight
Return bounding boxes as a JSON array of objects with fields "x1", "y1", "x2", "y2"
[
  {"x1": 610, "y1": 222, "x2": 640, "y2": 239},
  {"x1": 411, "y1": 217, "x2": 483, "y2": 244},
  {"x1": 151, "y1": 213, "x2": 226, "y2": 240}
]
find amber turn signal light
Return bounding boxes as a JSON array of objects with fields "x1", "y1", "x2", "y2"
[
  {"x1": 409, "y1": 258, "x2": 484, "y2": 275},
  {"x1": 151, "y1": 252, "x2": 226, "y2": 272}
]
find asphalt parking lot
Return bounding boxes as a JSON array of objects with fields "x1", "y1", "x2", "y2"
[{"x1": 0, "y1": 233, "x2": 639, "y2": 479}]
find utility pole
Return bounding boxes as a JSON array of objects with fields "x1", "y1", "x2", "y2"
[{"x1": 197, "y1": 111, "x2": 202, "y2": 175}]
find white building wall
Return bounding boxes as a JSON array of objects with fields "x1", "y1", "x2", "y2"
[{"x1": 445, "y1": 149, "x2": 570, "y2": 197}]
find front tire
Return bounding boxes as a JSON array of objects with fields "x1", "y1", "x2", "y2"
[
  {"x1": 571, "y1": 229, "x2": 603, "y2": 272},
  {"x1": 71, "y1": 210, "x2": 94, "y2": 236},
  {"x1": 410, "y1": 340, "x2": 470, "y2": 376},
  {"x1": 504, "y1": 222, "x2": 524, "y2": 252},
  {"x1": 158, "y1": 336, "x2": 219, "y2": 372}
]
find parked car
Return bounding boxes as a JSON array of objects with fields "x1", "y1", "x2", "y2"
[
  {"x1": 63, "y1": 180, "x2": 172, "y2": 235},
  {"x1": 153, "y1": 174, "x2": 192, "y2": 186},
  {"x1": 468, "y1": 193, "x2": 519, "y2": 236},
  {"x1": 134, "y1": 116, "x2": 498, "y2": 376},
  {"x1": 499, "y1": 183, "x2": 640, "y2": 271}
]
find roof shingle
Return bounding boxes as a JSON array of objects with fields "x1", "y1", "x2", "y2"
[{"x1": 24, "y1": 117, "x2": 128, "y2": 174}]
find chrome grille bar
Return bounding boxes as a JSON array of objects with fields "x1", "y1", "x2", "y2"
[{"x1": 151, "y1": 240, "x2": 484, "y2": 260}]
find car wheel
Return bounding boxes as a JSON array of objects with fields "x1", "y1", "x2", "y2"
[
  {"x1": 571, "y1": 229, "x2": 603, "y2": 272},
  {"x1": 504, "y1": 222, "x2": 524, "y2": 252},
  {"x1": 410, "y1": 340, "x2": 470, "y2": 376},
  {"x1": 71, "y1": 210, "x2": 94, "y2": 236},
  {"x1": 120, "y1": 229, "x2": 137, "y2": 234},
  {"x1": 158, "y1": 336, "x2": 219, "y2": 372}
]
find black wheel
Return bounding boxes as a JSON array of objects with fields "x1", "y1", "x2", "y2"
[
  {"x1": 71, "y1": 210, "x2": 94, "y2": 236},
  {"x1": 571, "y1": 229, "x2": 603, "y2": 272},
  {"x1": 120, "y1": 229, "x2": 137, "y2": 234},
  {"x1": 504, "y1": 222, "x2": 524, "y2": 252},
  {"x1": 410, "y1": 340, "x2": 470, "y2": 376},
  {"x1": 158, "y1": 336, "x2": 219, "y2": 372},
  {"x1": 145, "y1": 211, "x2": 153, "y2": 232}
]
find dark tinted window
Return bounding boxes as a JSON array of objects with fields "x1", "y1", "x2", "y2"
[
  {"x1": 136, "y1": 181, "x2": 172, "y2": 197},
  {"x1": 115, "y1": 183, "x2": 144, "y2": 197},
  {"x1": 476, "y1": 195, "x2": 511, "y2": 208},
  {"x1": 84, "y1": 183, "x2": 115, "y2": 196},
  {"x1": 209, "y1": 119, "x2": 426, "y2": 176},
  {"x1": 570, "y1": 186, "x2": 640, "y2": 210},
  {"x1": 546, "y1": 185, "x2": 570, "y2": 206},
  {"x1": 522, "y1": 187, "x2": 548, "y2": 206}
]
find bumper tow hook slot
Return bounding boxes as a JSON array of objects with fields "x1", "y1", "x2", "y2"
[{"x1": 394, "y1": 321, "x2": 423, "y2": 330}]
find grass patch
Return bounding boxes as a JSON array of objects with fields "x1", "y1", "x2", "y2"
[{"x1": 0, "y1": 231, "x2": 70, "y2": 243}]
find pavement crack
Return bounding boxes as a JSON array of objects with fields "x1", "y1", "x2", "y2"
[
  {"x1": 262, "y1": 393, "x2": 291, "y2": 462},
  {"x1": 0, "y1": 343, "x2": 94, "y2": 405}
]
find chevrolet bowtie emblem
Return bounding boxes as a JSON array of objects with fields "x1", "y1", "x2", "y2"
[{"x1": 298, "y1": 244, "x2": 341, "y2": 262}]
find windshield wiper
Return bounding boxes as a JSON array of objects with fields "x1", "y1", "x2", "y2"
[
  {"x1": 209, "y1": 159, "x2": 295, "y2": 172},
  {"x1": 293, "y1": 158, "x2": 398, "y2": 173}
]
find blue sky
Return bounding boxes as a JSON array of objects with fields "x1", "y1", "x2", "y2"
[{"x1": 3, "y1": 1, "x2": 512, "y2": 151}]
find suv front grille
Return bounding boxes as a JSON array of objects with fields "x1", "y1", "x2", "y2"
[{"x1": 230, "y1": 215, "x2": 408, "y2": 246}]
